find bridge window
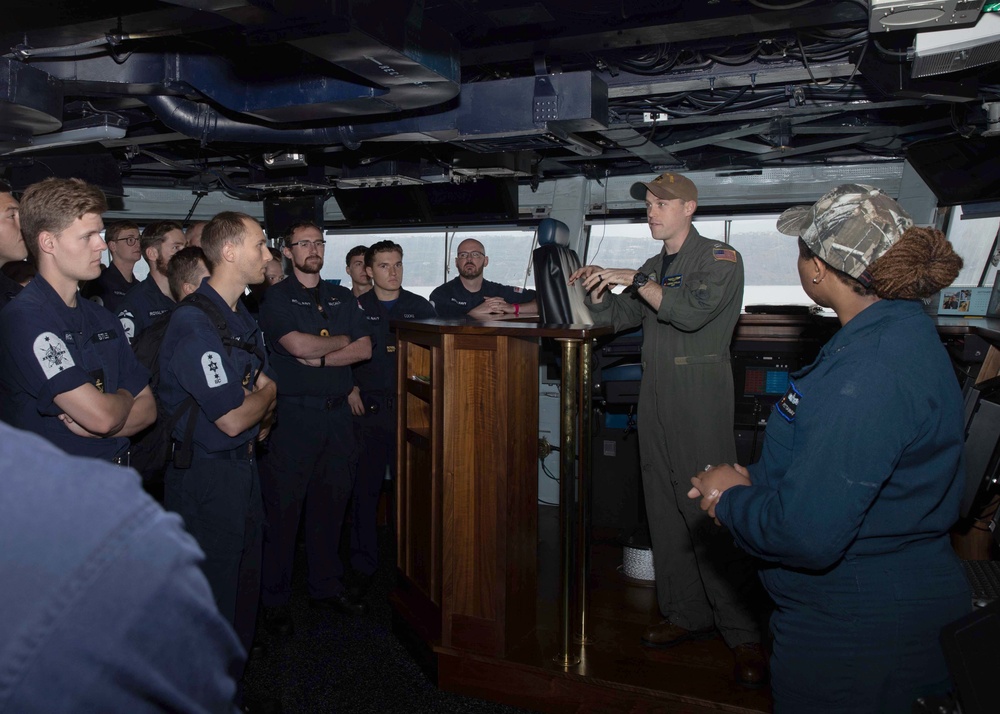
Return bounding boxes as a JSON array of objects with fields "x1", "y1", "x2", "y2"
[
  {"x1": 321, "y1": 228, "x2": 537, "y2": 299},
  {"x1": 585, "y1": 217, "x2": 813, "y2": 310}
]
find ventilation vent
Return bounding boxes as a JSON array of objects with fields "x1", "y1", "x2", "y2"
[{"x1": 912, "y1": 13, "x2": 1000, "y2": 77}]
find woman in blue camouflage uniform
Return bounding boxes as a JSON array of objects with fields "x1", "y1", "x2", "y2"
[{"x1": 689, "y1": 184, "x2": 970, "y2": 714}]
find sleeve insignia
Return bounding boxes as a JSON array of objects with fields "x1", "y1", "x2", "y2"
[
  {"x1": 34, "y1": 332, "x2": 75, "y2": 379},
  {"x1": 201, "y1": 351, "x2": 228, "y2": 388}
]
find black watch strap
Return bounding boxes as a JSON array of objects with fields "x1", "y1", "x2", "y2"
[{"x1": 632, "y1": 271, "x2": 649, "y2": 288}]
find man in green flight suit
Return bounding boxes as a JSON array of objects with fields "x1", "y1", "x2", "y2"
[{"x1": 569, "y1": 171, "x2": 766, "y2": 687}]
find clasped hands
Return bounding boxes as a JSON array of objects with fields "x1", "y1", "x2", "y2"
[
  {"x1": 687, "y1": 463, "x2": 752, "y2": 523},
  {"x1": 468, "y1": 297, "x2": 515, "y2": 319}
]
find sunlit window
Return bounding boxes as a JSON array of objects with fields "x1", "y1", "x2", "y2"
[
  {"x1": 447, "y1": 230, "x2": 536, "y2": 295},
  {"x1": 727, "y1": 218, "x2": 812, "y2": 308}
]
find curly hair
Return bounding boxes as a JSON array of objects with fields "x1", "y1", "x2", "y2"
[{"x1": 869, "y1": 226, "x2": 963, "y2": 300}]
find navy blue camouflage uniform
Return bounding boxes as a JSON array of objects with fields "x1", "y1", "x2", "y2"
[
  {"x1": 158, "y1": 281, "x2": 269, "y2": 652},
  {"x1": 258, "y1": 276, "x2": 371, "y2": 606},
  {"x1": 716, "y1": 299, "x2": 971, "y2": 714},
  {"x1": 429, "y1": 277, "x2": 535, "y2": 318},
  {"x1": 351, "y1": 288, "x2": 435, "y2": 576},
  {"x1": 0, "y1": 274, "x2": 149, "y2": 461}
]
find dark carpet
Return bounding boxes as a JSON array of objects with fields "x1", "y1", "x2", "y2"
[{"x1": 241, "y1": 526, "x2": 537, "y2": 714}]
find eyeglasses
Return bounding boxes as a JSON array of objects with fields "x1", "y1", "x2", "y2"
[
  {"x1": 287, "y1": 239, "x2": 326, "y2": 250},
  {"x1": 109, "y1": 235, "x2": 139, "y2": 245},
  {"x1": 457, "y1": 251, "x2": 485, "y2": 260}
]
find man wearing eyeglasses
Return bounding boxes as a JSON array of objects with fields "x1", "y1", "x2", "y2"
[
  {"x1": 0, "y1": 179, "x2": 26, "y2": 311},
  {"x1": 117, "y1": 220, "x2": 187, "y2": 343},
  {"x1": 429, "y1": 238, "x2": 538, "y2": 319},
  {"x1": 82, "y1": 220, "x2": 141, "y2": 313},
  {"x1": 257, "y1": 221, "x2": 373, "y2": 635}
]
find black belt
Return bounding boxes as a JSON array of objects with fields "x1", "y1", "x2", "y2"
[
  {"x1": 280, "y1": 394, "x2": 348, "y2": 411},
  {"x1": 179, "y1": 441, "x2": 255, "y2": 461}
]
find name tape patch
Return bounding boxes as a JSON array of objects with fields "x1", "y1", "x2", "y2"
[{"x1": 776, "y1": 382, "x2": 802, "y2": 422}]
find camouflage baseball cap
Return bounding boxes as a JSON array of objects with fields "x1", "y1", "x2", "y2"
[
  {"x1": 777, "y1": 184, "x2": 914, "y2": 285},
  {"x1": 630, "y1": 172, "x2": 698, "y2": 203}
]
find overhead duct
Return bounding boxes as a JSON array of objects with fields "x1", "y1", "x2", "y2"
[
  {"x1": 145, "y1": 72, "x2": 608, "y2": 161},
  {"x1": 339, "y1": 72, "x2": 608, "y2": 148},
  {"x1": 157, "y1": 0, "x2": 461, "y2": 122},
  {"x1": 0, "y1": 58, "x2": 64, "y2": 152},
  {"x1": 143, "y1": 94, "x2": 366, "y2": 145}
]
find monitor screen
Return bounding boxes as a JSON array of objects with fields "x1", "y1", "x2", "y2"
[
  {"x1": 906, "y1": 135, "x2": 1000, "y2": 207},
  {"x1": 743, "y1": 367, "x2": 789, "y2": 397}
]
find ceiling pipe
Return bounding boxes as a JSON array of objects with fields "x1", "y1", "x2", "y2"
[{"x1": 143, "y1": 94, "x2": 364, "y2": 145}]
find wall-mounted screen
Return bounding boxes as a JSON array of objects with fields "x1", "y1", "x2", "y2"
[
  {"x1": 906, "y1": 135, "x2": 1000, "y2": 207},
  {"x1": 333, "y1": 178, "x2": 518, "y2": 227}
]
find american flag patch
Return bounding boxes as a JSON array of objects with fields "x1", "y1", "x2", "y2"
[{"x1": 713, "y1": 248, "x2": 737, "y2": 263}]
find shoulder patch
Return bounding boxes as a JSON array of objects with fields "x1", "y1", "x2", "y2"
[
  {"x1": 34, "y1": 332, "x2": 75, "y2": 378},
  {"x1": 713, "y1": 247, "x2": 737, "y2": 263},
  {"x1": 512, "y1": 286, "x2": 523, "y2": 293},
  {"x1": 201, "y1": 351, "x2": 228, "y2": 388},
  {"x1": 118, "y1": 311, "x2": 135, "y2": 340},
  {"x1": 775, "y1": 381, "x2": 802, "y2": 423}
]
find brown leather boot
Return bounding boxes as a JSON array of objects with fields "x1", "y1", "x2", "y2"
[
  {"x1": 641, "y1": 619, "x2": 715, "y2": 648},
  {"x1": 732, "y1": 642, "x2": 768, "y2": 688}
]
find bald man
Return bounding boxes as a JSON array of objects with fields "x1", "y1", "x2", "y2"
[{"x1": 429, "y1": 238, "x2": 537, "y2": 319}]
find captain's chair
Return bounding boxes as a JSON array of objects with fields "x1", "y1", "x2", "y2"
[{"x1": 532, "y1": 218, "x2": 593, "y2": 325}]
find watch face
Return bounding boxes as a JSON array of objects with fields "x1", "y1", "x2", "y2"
[{"x1": 633, "y1": 272, "x2": 648, "y2": 287}]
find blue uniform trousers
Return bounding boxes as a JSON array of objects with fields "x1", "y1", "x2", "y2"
[
  {"x1": 260, "y1": 397, "x2": 356, "y2": 605},
  {"x1": 766, "y1": 540, "x2": 970, "y2": 714},
  {"x1": 350, "y1": 392, "x2": 395, "y2": 577},
  {"x1": 164, "y1": 452, "x2": 263, "y2": 654}
]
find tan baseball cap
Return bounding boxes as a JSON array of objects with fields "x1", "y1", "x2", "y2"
[
  {"x1": 777, "y1": 184, "x2": 914, "y2": 286},
  {"x1": 630, "y1": 172, "x2": 698, "y2": 203}
]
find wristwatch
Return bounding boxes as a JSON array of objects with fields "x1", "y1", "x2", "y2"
[{"x1": 632, "y1": 271, "x2": 650, "y2": 288}]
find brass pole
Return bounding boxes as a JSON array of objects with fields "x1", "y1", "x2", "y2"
[
  {"x1": 553, "y1": 338, "x2": 581, "y2": 667},
  {"x1": 575, "y1": 339, "x2": 594, "y2": 644}
]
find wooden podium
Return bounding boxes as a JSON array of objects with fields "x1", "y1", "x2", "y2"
[
  {"x1": 392, "y1": 318, "x2": 607, "y2": 662},
  {"x1": 393, "y1": 319, "x2": 540, "y2": 658}
]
